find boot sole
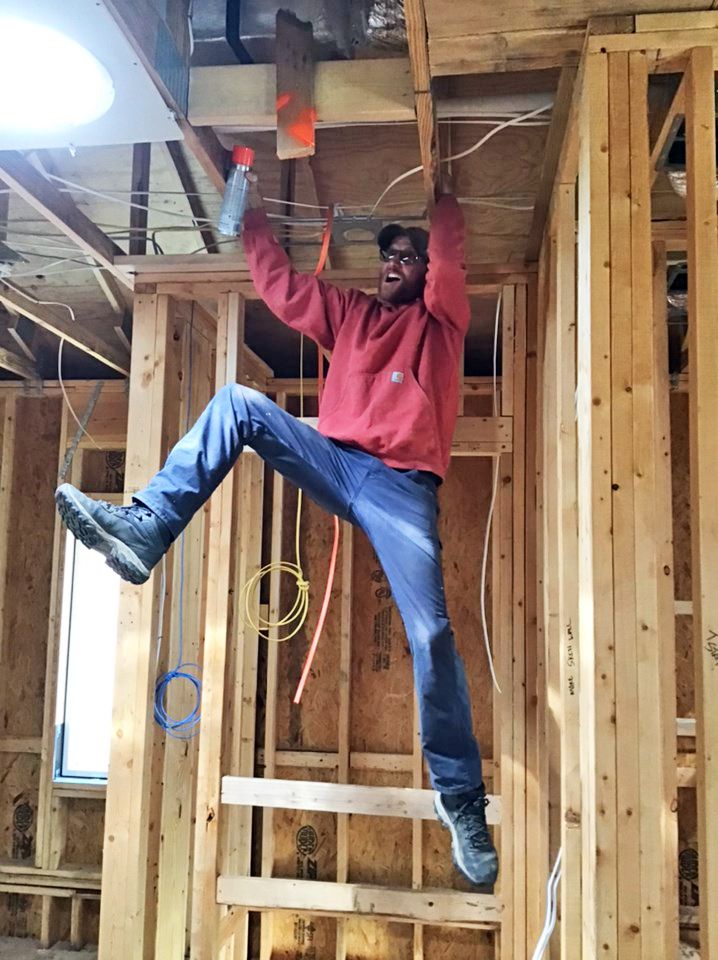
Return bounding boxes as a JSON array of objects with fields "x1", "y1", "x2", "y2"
[
  {"x1": 434, "y1": 795, "x2": 499, "y2": 889},
  {"x1": 55, "y1": 486, "x2": 151, "y2": 586}
]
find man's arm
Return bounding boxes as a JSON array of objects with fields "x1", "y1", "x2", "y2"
[
  {"x1": 423, "y1": 193, "x2": 471, "y2": 335},
  {"x1": 242, "y1": 178, "x2": 348, "y2": 351}
]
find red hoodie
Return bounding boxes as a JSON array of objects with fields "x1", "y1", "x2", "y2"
[{"x1": 242, "y1": 195, "x2": 469, "y2": 479}]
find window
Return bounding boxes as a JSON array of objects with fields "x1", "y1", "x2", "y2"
[{"x1": 54, "y1": 529, "x2": 121, "y2": 782}]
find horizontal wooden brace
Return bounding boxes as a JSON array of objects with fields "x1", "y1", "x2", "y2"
[
  {"x1": 677, "y1": 717, "x2": 697, "y2": 738},
  {"x1": 221, "y1": 775, "x2": 501, "y2": 824},
  {"x1": 0, "y1": 736, "x2": 42, "y2": 753},
  {"x1": 216, "y1": 876, "x2": 502, "y2": 928},
  {"x1": 260, "y1": 748, "x2": 497, "y2": 776},
  {"x1": 297, "y1": 415, "x2": 512, "y2": 456}
]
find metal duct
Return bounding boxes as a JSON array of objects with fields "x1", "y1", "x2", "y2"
[
  {"x1": 191, "y1": 0, "x2": 407, "y2": 64},
  {"x1": 666, "y1": 167, "x2": 718, "y2": 197}
]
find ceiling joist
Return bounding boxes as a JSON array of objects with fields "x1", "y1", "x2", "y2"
[
  {"x1": 0, "y1": 343, "x2": 37, "y2": 380},
  {"x1": 0, "y1": 283, "x2": 130, "y2": 376},
  {"x1": 404, "y1": 0, "x2": 439, "y2": 207},
  {"x1": 0, "y1": 152, "x2": 133, "y2": 289}
]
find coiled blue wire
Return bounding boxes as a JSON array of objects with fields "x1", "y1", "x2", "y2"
[{"x1": 153, "y1": 309, "x2": 202, "y2": 739}]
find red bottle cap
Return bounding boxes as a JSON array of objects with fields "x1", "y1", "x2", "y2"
[{"x1": 232, "y1": 145, "x2": 255, "y2": 167}]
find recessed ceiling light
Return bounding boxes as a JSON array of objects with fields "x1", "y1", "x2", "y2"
[{"x1": 0, "y1": 16, "x2": 115, "y2": 133}]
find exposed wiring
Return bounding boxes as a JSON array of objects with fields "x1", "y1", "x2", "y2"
[
  {"x1": 480, "y1": 292, "x2": 503, "y2": 695},
  {"x1": 370, "y1": 104, "x2": 552, "y2": 214},
  {"x1": 153, "y1": 308, "x2": 203, "y2": 739},
  {"x1": 530, "y1": 847, "x2": 563, "y2": 960}
]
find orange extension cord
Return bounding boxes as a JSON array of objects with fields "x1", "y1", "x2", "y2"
[{"x1": 293, "y1": 205, "x2": 341, "y2": 704}]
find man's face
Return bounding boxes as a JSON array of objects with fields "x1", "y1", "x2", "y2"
[{"x1": 377, "y1": 235, "x2": 428, "y2": 306}]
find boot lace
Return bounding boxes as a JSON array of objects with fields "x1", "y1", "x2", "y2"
[
  {"x1": 104, "y1": 501, "x2": 155, "y2": 523},
  {"x1": 455, "y1": 795, "x2": 492, "y2": 851}
]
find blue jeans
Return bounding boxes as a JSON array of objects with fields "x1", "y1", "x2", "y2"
[{"x1": 136, "y1": 385, "x2": 483, "y2": 794}]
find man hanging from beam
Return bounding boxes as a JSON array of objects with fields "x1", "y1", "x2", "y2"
[{"x1": 55, "y1": 174, "x2": 499, "y2": 888}]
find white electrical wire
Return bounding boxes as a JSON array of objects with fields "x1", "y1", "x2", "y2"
[
  {"x1": 480, "y1": 291, "x2": 503, "y2": 695},
  {"x1": 45, "y1": 174, "x2": 216, "y2": 223},
  {"x1": 370, "y1": 104, "x2": 552, "y2": 214},
  {"x1": 531, "y1": 847, "x2": 563, "y2": 960}
]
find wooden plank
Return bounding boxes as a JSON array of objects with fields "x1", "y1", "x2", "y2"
[
  {"x1": 636, "y1": 11, "x2": 718, "y2": 31},
  {"x1": 553, "y1": 181, "x2": 582, "y2": 959},
  {"x1": 587, "y1": 28, "x2": 718, "y2": 55},
  {"x1": 429, "y1": 28, "x2": 584, "y2": 77},
  {"x1": 576, "y1": 52, "x2": 617, "y2": 960},
  {"x1": 190, "y1": 293, "x2": 244, "y2": 959},
  {"x1": 512, "y1": 283, "x2": 528, "y2": 960},
  {"x1": 607, "y1": 52, "x2": 642, "y2": 960},
  {"x1": 0, "y1": 737, "x2": 42, "y2": 754},
  {"x1": 628, "y1": 52, "x2": 678, "y2": 959},
  {"x1": 217, "y1": 877, "x2": 502, "y2": 928},
  {"x1": 222, "y1": 776, "x2": 501, "y2": 823},
  {"x1": 129, "y1": 143, "x2": 151, "y2": 256},
  {"x1": 258, "y1": 390, "x2": 286, "y2": 960},
  {"x1": 336, "y1": 524, "x2": 352, "y2": 960},
  {"x1": 0, "y1": 283, "x2": 130, "y2": 375},
  {"x1": 685, "y1": 44, "x2": 718, "y2": 960},
  {"x1": 404, "y1": 0, "x2": 437, "y2": 207},
  {"x1": 0, "y1": 396, "x2": 16, "y2": 667},
  {"x1": 154, "y1": 319, "x2": 212, "y2": 960},
  {"x1": 675, "y1": 600, "x2": 693, "y2": 616},
  {"x1": 165, "y1": 140, "x2": 218, "y2": 253},
  {"x1": 525, "y1": 65, "x2": 578, "y2": 262},
  {"x1": 276, "y1": 11, "x2": 316, "y2": 161},
  {"x1": 0, "y1": 152, "x2": 132, "y2": 288},
  {"x1": 98, "y1": 294, "x2": 179, "y2": 960},
  {"x1": 0, "y1": 345, "x2": 36, "y2": 380},
  {"x1": 189, "y1": 60, "x2": 415, "y2": 128},
  {"x1": 652, "y1": 234, "x2": 680, "y2": 959}
]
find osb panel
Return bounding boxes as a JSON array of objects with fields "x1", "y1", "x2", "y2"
[
  {"x1": 351, "y1": 526, "x2": 414, "y2": 755},
  {"x1": 81, "y1": 450, "x2": 126, "y2": 493},
  {"x1": 276, "y1": 486, "x2": 342, "y2": 752},
  {"x1": 0, "y1": 396, "x2": 61, "y2": 738},
  {"x1": 348, "y1": 770, "x2": 413, "y2": 887},
  {"x1": 424, "y1": 926, "x2": 495, "y2": 959},
  {"x1": 671, "y1": 392, "x2": 693, "y2": 717},
  {"x1": 344, "y1": 919, "x2": 413, "y2": 960},
  {"x1": 64, "y1": 798, "x2": 105, "y2": 867},
  {"x1": 270, "y1": 766, "x2": 337, "y2": 960},
  {"x1": 0, "y1": 892, "x2": 42, "y2": 939},
  {"x1": 0, "y1": 754, "x2": 39, "y2": 863}
]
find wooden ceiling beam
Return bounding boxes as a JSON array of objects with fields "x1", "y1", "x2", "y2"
[
  {"x1": 165, "y1": 141, "x2": 218, "y2": 254},
  {"x1": 525, "y1": 65, "x2": 577, "y2": 262},
  {"x1": 129, "y1": 144, "x2": 151, "y2": 257},
  {"x1": 0, "y1": 152, "x2": 133, "y2": 290},
  {"x1": 0, "y1": 283, "x2": 130, "y2": 376},
  {"x1": 650, "y1": 76, "x2": 685, "y2": 187},
  {"x1": 404, "y1": 0, "x2": 438, "y2": 208},
  {"x1": 0, "y1": 343, "x2": 37, "y2": 380}
]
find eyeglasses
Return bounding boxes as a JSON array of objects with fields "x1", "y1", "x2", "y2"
[{"x1": 379, "y1": 248, "x2": 426, "y2": 266}]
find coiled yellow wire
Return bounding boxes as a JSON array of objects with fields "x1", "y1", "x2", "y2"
[{"x1": 240, "y1": 336, "x2": 310, "y2": 642}]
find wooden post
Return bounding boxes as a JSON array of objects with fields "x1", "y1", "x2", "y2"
[
  {"x1": 336, "y1": 523, "x2": 353, "y2": 960},
  {"x1": 685, "y1": 44, "x2": 718, "y2": 960},
  {"x1": 129, "y1": 143, "x2": 151, "y2": 256},
  {"x1": 98, "y1": 293, "x2": 182, "y2": 959},
  {"x1": 576, "y1": 50, "x2": 678, "y2": 959},
  {"x1": 190, "y1": 292, "x2": 245, "y2": 959},
  {"x1": 554, "y1": 182, "x2": 582, "y2": 959},
  {"x1": 154, "y1": 315, "x2": 213, "y2": 960}
]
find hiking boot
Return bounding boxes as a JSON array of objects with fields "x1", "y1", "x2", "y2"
[
  {"x1": 435, "y1": 785, "x2": 499, "y2": 887},
  {"x1": 55, "y1": 483, "x2": 172, "y2": 585}
]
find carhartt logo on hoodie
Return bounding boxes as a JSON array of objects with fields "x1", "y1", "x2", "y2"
[{"x1": 391, "y1": 371, "x2": 404, "y2": 384}]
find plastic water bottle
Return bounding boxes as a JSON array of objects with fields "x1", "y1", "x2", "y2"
[{"x1": 218, "y1": 145, "x2": 255, "y2": 236}]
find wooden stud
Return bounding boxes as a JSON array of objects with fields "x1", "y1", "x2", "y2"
[
  {"x1": 70, "y1": 895, "x2": 84, "y2": 950},
  {"x1": 685, "y1": 44, "x2": 718, "y2": 960},
  {"x1": 336, "y1": 523, "x2": 352, "y2": 960},
  {"x1": 166, "y1": 140, "x2": 218, "y2": 253},
  {"x1": 259, "y1": 391, "x2": 287, "y2": 960},
  {"x1": 98, "y1": 293, "x2": 181, "y2": 960},
  {"x1": 553, "y1": 181, "x2": 582, "y2": 960},
  {"x1": 403, "y1": 0, "x2": 438, "y2": 207},
  {"x1": 576, "y1": 52, "x2": 617, "y2": 960},
  {"x1": 190, "y1": 292, "x2": 245, "y2": 960}
]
